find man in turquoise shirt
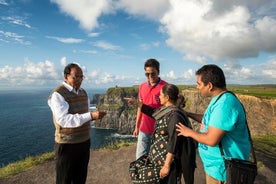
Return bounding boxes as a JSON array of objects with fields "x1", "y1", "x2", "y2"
[{"x1": 176, "y1": 64, "x2": 250, "y2": 183}]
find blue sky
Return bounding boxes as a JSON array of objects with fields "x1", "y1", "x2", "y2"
[{"x1": 0, "y1": 0, "x2": 276, "y2": 90}]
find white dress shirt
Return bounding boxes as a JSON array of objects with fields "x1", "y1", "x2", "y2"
[{"x1": 48, "y1": 82, "x2": 92, "y2": 128}]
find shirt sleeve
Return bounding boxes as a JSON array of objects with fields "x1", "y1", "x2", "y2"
[
  {"x1": 48, "y1": 91, "x2": 92, "y2": 128},
  {"x1": 167, "y1": 113, "x2": 183, "y2": 154}
]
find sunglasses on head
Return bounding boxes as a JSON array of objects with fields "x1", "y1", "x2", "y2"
[{"x1": 145, "y1": 72, "x2": 157, "y2": 77}]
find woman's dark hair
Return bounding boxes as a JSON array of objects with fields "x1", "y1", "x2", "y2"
[
  {"x1": 195, "y1": 64, "x2": 226, "y2": 88},
  {"x1": 64, "y1": 63, "x2": 81, "y2": 75},
  {"x1": 176, "y1": 94, "x2": 186, "y2": 108},
  {"x1": 144, "y1": 58, "x2": 160, "y2": 73},
  {"x1": 162, "y1": 84, "x2": 185, "y2": 108}
]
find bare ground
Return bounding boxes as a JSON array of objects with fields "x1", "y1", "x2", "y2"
[{"x1": 0, "y1": 144, "x2": 275, "y2": 184}]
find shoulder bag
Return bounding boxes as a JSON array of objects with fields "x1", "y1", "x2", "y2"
[{"x1": 217, "y1": 91, "x2": 258, "y2": 184}]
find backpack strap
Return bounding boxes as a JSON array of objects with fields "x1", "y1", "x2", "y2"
[{"x1": 217, "y1": 91, "x2": 257, "y2": 164}]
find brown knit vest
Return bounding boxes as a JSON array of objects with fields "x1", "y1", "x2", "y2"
[{"x1": 52, "y1": 85, "x2": 91, "y2": 144}]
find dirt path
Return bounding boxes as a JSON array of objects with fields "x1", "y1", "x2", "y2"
[{"x1": 0, "y1": 145, "x2": 275, "y2": 184}]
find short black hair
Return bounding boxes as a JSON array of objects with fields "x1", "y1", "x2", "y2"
[
  {"x1": 196, "y1": 64, "x2": 226, "y2": 88},
  {"x1": 64, "y1": 63, "x2": 81, "y2": 75},
  {"x1": 144, "y1": 58, "x2": 160, "y2": 73}
]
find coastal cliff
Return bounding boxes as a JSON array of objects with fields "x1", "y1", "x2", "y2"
[
  {"x1": 92, "y1": 87, "x2": 276, "y2": 135},
  {"x1": 91, "y1": 87, "x2": 138, "y2": 134}
]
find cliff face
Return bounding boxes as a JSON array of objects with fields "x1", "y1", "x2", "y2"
[
  {"x1": 182, "y1": 89, "x2": 276, "y2": 135},
  {"x1": 93, "y1": 87, "x2": 138, "y2": 134},
  {"x1": 92, "y1": 87, "x2": 276, "y2": 135}
]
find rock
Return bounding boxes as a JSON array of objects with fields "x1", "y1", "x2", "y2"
[{"x1": 92, "y1": 87, "x2": 276, "y2": 135}]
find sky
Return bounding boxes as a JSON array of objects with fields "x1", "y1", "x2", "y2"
[{"x1": 0, "y1": 0, "x2": 276, "y2": 90}]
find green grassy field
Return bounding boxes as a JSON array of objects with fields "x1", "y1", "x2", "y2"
[
  {"x1": 109, "y1": 84, "x2": 276, "y2": 98},
  {"x1": 177, "y1": 84, "x2": 276, "y2": 98},
  {"x1": 227, "y1": 85, "x2": 276, "y2": 98}
]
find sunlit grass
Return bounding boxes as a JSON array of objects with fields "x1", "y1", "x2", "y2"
[
  {"x1": 101, "y1": 140, "x2": 136, "y2": 150},
  {"x1": 252, "y1": 135, "x2": 276, "y2": 158},
  {"x1": 252, "y1": 135, "x2": 276, "y2": 168},
  {"x1": 0, "y1": 136, "x2": 274, "y2": 180},
  {"x1": 0, "y1": 141, "x2": 136, "y2": 179},
  {"x1": 0, "y1": 152, "x2": 54, "y2": 179}
]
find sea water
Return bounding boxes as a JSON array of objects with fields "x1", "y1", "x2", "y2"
[{"x1": 0, "y1": 89, "x2": 135, "y2": 167}]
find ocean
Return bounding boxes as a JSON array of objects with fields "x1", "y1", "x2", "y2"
[{"x1": 0, "y1": 89, "x2": 134, "y2": 167}]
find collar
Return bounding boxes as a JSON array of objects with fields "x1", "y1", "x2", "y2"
[
  {"x1": 62, "y1": 81, "x2": 79, "y2": 94},
  {"x1": 147, "y1": 77, "x2": 161, "y2": 87}
]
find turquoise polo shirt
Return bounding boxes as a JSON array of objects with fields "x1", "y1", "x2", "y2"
[{"x1": 198, "y1": 92, "x2": 250, "y2": 181}]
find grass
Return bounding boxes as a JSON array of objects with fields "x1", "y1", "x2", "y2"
[
  {"x1": 1, "y1": 136, "x2": 275, "y2": 179},
  {"x1": 0, "y1": 152, "x2": 54, "y2": 179},
  {"x1": 252, "y1": 135, "x2": 276, "y2": 168},
  {"x1": 227, "y1": 85, "x2": 276, "y2": 98},
  {"x1": 252, "y1": 135, "x2": 276, "y2": 158},
  {"x1": 101, "y1": 140, "x2": 136, "y2": 150},
  {"x1": 177, "y1": 84, "x2": 276, "y2": 98},
  {"x1": 0, "y1": 141, "x2": 136, "y2": 179}
]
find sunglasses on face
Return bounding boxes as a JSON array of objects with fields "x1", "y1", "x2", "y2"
[{"x1": 145, "y1": 72, "x2": 157, "y2": 77}]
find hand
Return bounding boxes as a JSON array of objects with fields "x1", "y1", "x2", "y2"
[
  {"x1": 159, "y1": 165, "x2": 170, "y2": 179},
  {"x1": 133, "y1": 127, "x2": 139, "y2": 137},
  {"x1": 91, "y1": 110, "x2": 107, "y2": 120},
  {"x1": 176, "y1": 123, "x2": 190, "y2": 137},
  {"x1": 124, "y1": 97, "x2": 138, "y2": 105},
  {"x1": 124, "y1": 97, "x2": 143, "y2": 108}
]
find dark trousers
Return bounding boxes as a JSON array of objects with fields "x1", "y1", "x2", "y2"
[{"x1": 55, "y1": 139, "x2": 90, "y2": 184}]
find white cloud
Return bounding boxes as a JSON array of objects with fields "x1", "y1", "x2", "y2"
[
  {"x1": 259, "y1": 59, "x2": 276, "y2": 79},
  {"x1": 51, "y1": 0, "x2": 114, "y2": 31},
  {"x1": 1, "y1": 0, "x2": 276, "y2": 88},
  {"x1": 139, "y1": 42, "x2": 160, "y2": 50},
  {"x1": 255, "y1": 16, "x2": 276, "y2": 52},
  {"x1": 0, "y1": 30, "x2": 31, "y2": 45},
  {"x1": 2, "y1": 16, "x2": 31, "y2": 28},
  {"x1": 92, "y1": 41, "x2": 122, "y2": 50},
  {"x1": 182, "y1": 69, "x2": 194, "y2": 79},
  {"x1": 80, "y1": 50, "x2": 98, "y2": 54},
  {"x1": 46, "y1": 36, "x2": 84, "y2": 43},
  {"x1": 185, "y1": 54, "x2": 207, "y2": 64},
  {"x1": 60, "y1": 57, "x2": 67, "y2": 67},
  {"x1": 87, "y1": 32, "x2": 101, "y2": 37},
  {"x1": 139, "y1": 43, "x2": 150, "y2": 50},
  {"x1": 165, "y1": 70, "x2": 177, "y2": 80},
  {"x1": 159, "y1": 0, "x2": 276, "y2": 62},
  {"x1": 116, "y1": 0, "x2": 169, "y2": 20},
  {"x1": 0, "y1": 60, "x2": 60, "y2": 88},
  {"x1": 50, "y1": 0, "x2": 276, "y2": 64},
  {"x1": 0, "y1": 0, "x2": 8, "y2": 5},
  {"x1": 222, "y1": 58, "x2": 276, "y2": 84}
]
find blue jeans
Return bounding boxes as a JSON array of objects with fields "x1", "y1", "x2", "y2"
[{"x1": 136, "y1": 131, "x2": 152, "y2": 159}]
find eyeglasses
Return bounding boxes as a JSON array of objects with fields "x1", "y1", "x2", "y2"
[{"x1": 145, "y1": 72, "x2": 157, "y2": 77}]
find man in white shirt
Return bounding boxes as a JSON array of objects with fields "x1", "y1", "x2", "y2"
[{"x1": 48, "y1": 63, "x2": 106, "y2": 184}]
